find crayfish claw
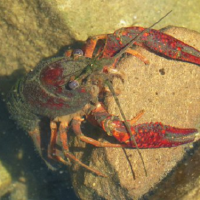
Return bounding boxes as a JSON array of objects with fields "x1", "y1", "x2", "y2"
[{"x1": 133, "y1": 123, "x2": 199, "y2": 148}]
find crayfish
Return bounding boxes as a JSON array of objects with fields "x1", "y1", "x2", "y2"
[{"x1": 7, "y1": 15, "x2": 200, "y2": 177}]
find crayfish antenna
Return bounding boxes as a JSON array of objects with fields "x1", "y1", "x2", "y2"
[{"x1": 105, "y1": 79, "x2": 148, "y2": 177}]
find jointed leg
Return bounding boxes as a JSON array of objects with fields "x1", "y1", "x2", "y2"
[
  {"x1": 129, "y1": 110, "x2": 145, "y2": 125},
  {"x1": 49, "y1": 121, "x2": 70, "y2": 165},
  {"x1": 125, "y1": 48, "x2": 149, "y2": 64},
  {"x1": 65, "y1": 49, "x2": 73, "y2": 57},
  {"x1": 84, "y1": 34, "x2": 108, "y2": 58},
  {"x1": 109, "y1": 47, "x2": 150, "y2": 70},
  {"x1": 71, "y1": 117, "x2": 130, "y2": 148},
  {"x1": 58, "y1": 121, "x2": 107, "y2": 177},
  {"x1": 29, "y1": 128, "x2": 42, "y2": 156}
]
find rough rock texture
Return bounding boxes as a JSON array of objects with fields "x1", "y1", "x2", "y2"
[
  {"x1": 70, "y1": 27, "x2": 200, "y2": 200},
  {"x1": 0, "y1": 1, "x2": 73, "y2": 87}
]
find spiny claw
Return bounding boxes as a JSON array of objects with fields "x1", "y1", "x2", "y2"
[
  {"x1": 140, "y1": 29, "x2": 200, "y2": 65},
  {"x1": 163, "y1": 124, "x2": 198, "y2": 144},
  {"x1": 128, "y1": 123, "x2": 198, "y2": 148},
  {"x1": 88, "y1": 103, "x2": 198, "y2": 148},
  {"x1": 87, "y1": 26, "x2": 200, "y2": 66}
]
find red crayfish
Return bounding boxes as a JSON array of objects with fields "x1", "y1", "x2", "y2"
[{"x1": 7, "y1": 23, "x2": 200, "y2": 177}]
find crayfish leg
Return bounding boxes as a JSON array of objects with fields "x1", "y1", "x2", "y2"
[
  {"x1": 58, "y1": 121, "x2": 107, "y2": 177},
  {"x1": 48, "y1": 121, "x2": 70, "y2": 165},
  {"x1": 29, "y1": 128, "x2": 43, "y2": 157},
  {"x1": 84, "y1": 34, "x2": 108, "y2": 58},
  {"x1": 125, "y1": 48, "x2": 150, "y2": 64},
  {"x1": 129, "y1": 110, "x2": 145, "y2": 126},
  {"x1": 71, "y1": 116, "x2": 128, "y2": 148},
  {"x1": 29, "y1": 128, "x2": 59, "y2": 169},
  {"x1": 65, "y1": 49, "x2": 73, "y2": 57}
]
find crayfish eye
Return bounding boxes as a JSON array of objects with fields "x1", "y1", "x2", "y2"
[
  {"x1": 73, "y1": 49, "x2": 83, "y2": 57},
  {"x1": 67, "y1": 80, "x2": 79, "y2": 90}
]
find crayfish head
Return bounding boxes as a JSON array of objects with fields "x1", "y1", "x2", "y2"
[{"x1": 21, "y1": 57, "x2": 95, "y2": 118}]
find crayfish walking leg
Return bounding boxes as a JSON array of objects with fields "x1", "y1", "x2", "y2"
[{"x1": 49, "y1": 121, "x2": 107, "y2": 177}]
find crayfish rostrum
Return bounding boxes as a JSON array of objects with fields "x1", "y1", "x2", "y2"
[{"x1": 7, "y1": 25, "x2": 200, "y2": 177}]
